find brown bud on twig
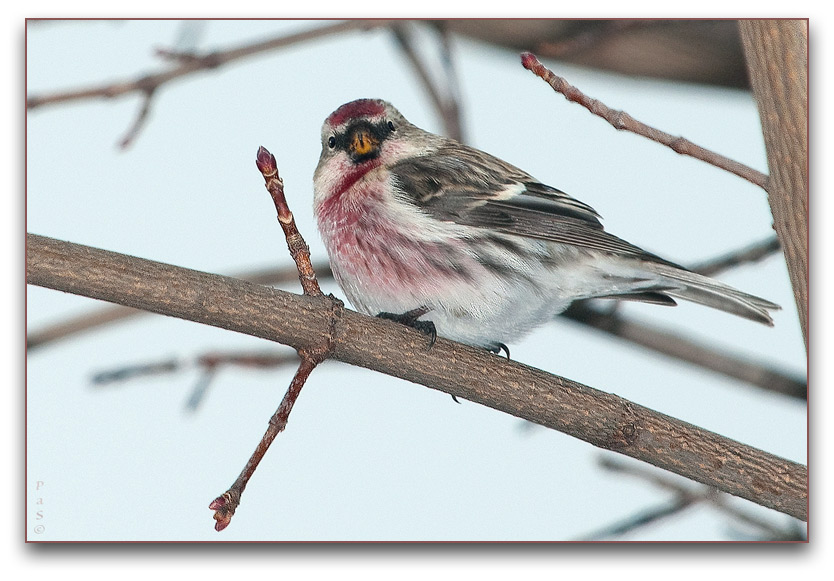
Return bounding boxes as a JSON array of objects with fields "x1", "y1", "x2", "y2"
[
  {"x1": 257, "y1": 146, "x2": 324, "y2": 298},
  {"x1": 209, "y1": 148, "x2": 341, "y2": 531}
]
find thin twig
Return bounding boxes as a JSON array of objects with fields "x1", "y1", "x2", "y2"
[
  {"x1": 520, "y1": 52, "x2": 769, "y2": 189},
  {"x1": 209, "y1": 355, "x2": 318, "y2": 531},
  {"x1": 117, "y1": 87, "x2": 155, "y2": 149},
  {"x1": 256, "y1": 146, "x2": 324, "y2": 298},
  {"x1": 209, "y1": 147, "x2": 341, "y2": 531}
]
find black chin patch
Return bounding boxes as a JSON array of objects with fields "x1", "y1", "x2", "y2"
[
  {"x1": 350, "y1": 148, "x2": 381, "y2": 164},
  {"x1": 337, "y1": 119, "x2": 393, "y2": 164}
]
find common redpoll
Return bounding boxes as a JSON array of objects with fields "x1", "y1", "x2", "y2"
[{"x1": 313, "y1": 99, "x2": 778, "y2": 351}]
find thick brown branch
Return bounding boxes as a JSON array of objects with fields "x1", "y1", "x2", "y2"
[
  {"x1": 26, "y1": 233, "x2": 808, "y2": 521},
  {"x1": 738, "y1": 20, "x2": 808, "y2": 349},
  {"x1": 28, "y1": 247, "x2": 804, "y2": 400},
  {"x1": 26, "y1": 265, "x2": 301, "y2": 349},
  {"x1": 520, "y1": 52, "x2": 769, "y2": 189}
]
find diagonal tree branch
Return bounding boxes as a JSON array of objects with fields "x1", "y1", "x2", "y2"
[
  {"x1": 27, "y1": 238, "x2": 803, "y2": 400},
  {"x1": 26, "y1": 232, "x2": 807, "y2": 521},
  {"x1": 25, "y1": 265, "x2": 301, "y2": 349}
]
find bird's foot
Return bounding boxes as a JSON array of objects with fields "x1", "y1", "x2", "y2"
[
  {"x1": 376, "y1": 306, "x2": 437, "y2": 348},
  {"x1": 488, "y1": 342, "x2": 511, "y2": 360}
]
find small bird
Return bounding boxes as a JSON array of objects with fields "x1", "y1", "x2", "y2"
[{"x1": 313, "y1": 98, "x2": 778, "y2": 352}]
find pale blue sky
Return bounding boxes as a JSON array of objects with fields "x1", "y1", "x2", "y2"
[{"x1": 25, "y1": 19, "x2": 806, "y2": 545}]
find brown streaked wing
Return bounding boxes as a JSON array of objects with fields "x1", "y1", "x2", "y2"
[{"x1": 389, "y1": 143, "x2": 603, "y2": 226}]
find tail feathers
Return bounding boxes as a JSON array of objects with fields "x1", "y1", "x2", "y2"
[
  {"x1": 647, "y1": 264, "x2": 780, "y2": 326},
  {"x1": 595, "y1": 291, "x2": 678, "y2": 307}
]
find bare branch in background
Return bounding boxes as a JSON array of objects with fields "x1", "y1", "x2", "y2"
[
  {"x1": 27, "y1": 20, "x2": 392, "y2": 111},
  {"x1": 576, "y1": 490, "x2": 708, "y2": 541},
  {"x1": 92, "y1": 351, "x2": 300, "y2": 412},
  {"x1": 92, "y1": 358, "x2": 180, "y2": 386},
  {"x1": 391, "y1": 22, "x2": 465, "y2": 142},
  {"x1": 117, "y1": 87, "x2": 155, "y2": 149},
  {"x1": 445, "y1": 20, "x2": 749, "y2": 88},
  {"x1": 689, "y1": 236, "x2": 780, "y2": 277},
  {"x1": 562, "y1": 302, "x2": 805, "y2": 400},
  {"x1": 534, "y1": 20, "x2": 655, "y2": 59},
  {"x1": 520, "y1": 52, "x2": 769, "y2": 190},
  {"x1": 578, "y1": 456, "x2": 804, "y2": 541},
  {"x1": 27, "y1": 20, "x2": 394, "y2": 148}
]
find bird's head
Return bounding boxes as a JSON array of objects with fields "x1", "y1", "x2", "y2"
[{"x1": 318, "y1": 98, "x2": 416, "y2": 166}]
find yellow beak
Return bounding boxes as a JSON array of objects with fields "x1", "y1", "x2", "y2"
[{"x1": 350, "y1": 129, "x2": 379, "y2": 157}]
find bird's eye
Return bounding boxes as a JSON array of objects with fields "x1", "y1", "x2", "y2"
[
  {"x1": 328, "y1": 136, "x2": 336, "y2": 148},
  {"x1": 387, "y1": 121, "x2": 395, "y2": 132}
]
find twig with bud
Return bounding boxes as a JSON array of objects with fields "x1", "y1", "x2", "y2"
[
  {"x1": 520, "y1": 52, "x2": 769, "y2": 190},
  {"x1": 209, "y1": 147, "x2": 342, "y2": 532}
]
